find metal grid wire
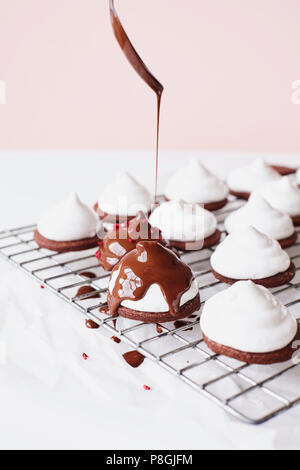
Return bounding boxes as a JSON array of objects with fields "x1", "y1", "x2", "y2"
[{"x1": 1, "y1": 197, "x2": 300, "y2": 425}]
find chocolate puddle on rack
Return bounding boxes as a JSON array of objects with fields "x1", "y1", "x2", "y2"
[
  {"x1": 123, "y1": 350, "x2": 145, "y2": 368},
  {"x1": 85, "y1": 319, "x2": 100, "y2": 329},
  {"x1": 173, "y1": 320, "x2": 194, "y2": 331},
  {"x1": 80, "y1": 271, "x2": 96, "y2": 279},
  {"x1": 76, "y1": 285, "x2": 100, "y2": 299},
  {"x1": 99, "y1": 306, "x2": 118, "y2": 329},
  {"x1": 111, "y1": 335, "x2": 121, "y2": 344},
  {"x1": 99, "y1": 306, "x2": 110, "y2": 315}
]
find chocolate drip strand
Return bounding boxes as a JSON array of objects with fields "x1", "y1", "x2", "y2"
[{"x1": 109, "y1": 0, "x2": 163, "y2": 201}]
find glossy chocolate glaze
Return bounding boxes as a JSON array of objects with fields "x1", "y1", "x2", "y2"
[
  {"x1": 109, "y1": 0, "x2": 163, "y2": 201},
  {"x1": 97, "y1": 211, "x2": 162, "y2": 271},
  {"x1": 109, "y1": 241, "x2": 194, "y2": 317}
]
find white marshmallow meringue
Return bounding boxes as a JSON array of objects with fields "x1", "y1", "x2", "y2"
[
  {"x1": 109, "y1": 267, "x2": 199, "y2": 313},
  {"x1": 98, "y1": 172, "x2": 152, "y2": 217},
  {"x1": 37, "y1": 192, "x2": 101, "y2": 241},
  {"x1": 226, "y1": 159, "x2": 281, "y2": 193},
  {"x1": 210, "y1": 226, "x2": 291, "y2": 279},
  {"x1": 149, "y1": 200, "x2": 217, "y2": 242},
  {"x1": 253, "y1": 176, "x2": 300, "y2": 217},
  {"x1": 224, "y1": 194, "x2": 294, "y2": 240},
  {"x1": 165, "y1": 159, "x2": 228, "y2": 204},
  {"x1": 200, "y1": 280, "x2": 297, "y2": 353}
]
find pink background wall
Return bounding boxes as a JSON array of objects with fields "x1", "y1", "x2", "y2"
[{"x1": 0, "y1": 0, "x2": 299, "y2": 152}]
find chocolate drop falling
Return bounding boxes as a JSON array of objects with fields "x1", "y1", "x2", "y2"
[{"x1": 109, "y1": 0, "x2": 163, "y2": 202}]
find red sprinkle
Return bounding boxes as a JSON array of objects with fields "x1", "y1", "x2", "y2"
[
  {"x1": 95, "y1": 249, "x2": 101, "y2": 260},
  {"x1": 97, "y1": 241, "x2": 103, "y2": 246},
  {"x1": 82, "y1": 353, "x2": 88, "y2": 361},
  {"x1": 40, "y1": 285, "x2": 45, "y2": 289},
  {"x1": 129, "y1": 238, "x2": 134, "y2": 243},
  {"x1": 143, "y1": 384, "x2": 151, "y2": 391}
]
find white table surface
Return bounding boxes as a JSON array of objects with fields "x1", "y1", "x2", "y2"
[{"x1": 1, "y1": 149, "x2": 300, "y2": 450}]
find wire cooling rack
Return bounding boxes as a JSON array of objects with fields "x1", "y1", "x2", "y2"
[{"x1": 1, "y1": 197, "x2": 300, "y2": 425}]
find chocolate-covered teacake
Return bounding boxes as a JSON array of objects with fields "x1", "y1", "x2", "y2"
[
  {"x1": 96, "y1": 211, "x2": 164, "y2": 271},
  {"x1": 107, "y1": 240, "x2": 200, "y2": 323}
]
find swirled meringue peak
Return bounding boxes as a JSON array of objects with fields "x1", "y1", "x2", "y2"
[
  {"x1": 37, "y1": 192, "x2": 101, "y2": 241},
  {"x1": 253, "y1": 176, "x2": 300, "y2": 216},
  {"x1": 98, "y1": 172, "x2": 152, "y2": 217},
  {"x1": 149, "y1": 200, "x2": 217, "y2": 242},
  {"x1": 165, "y1": 159, "x2": 228, "y2": 204},
  {"x1": 226, "y1": 159, "x2": 281, "y2": 193},
  {"x1": 224, "y1": 194, "x2": 294, "y2": 240},
  {"x1": 210, "y1": 225, "x2": 290, "y2": 279},
  {"x1": 200, "y1": 280, "x2": 297, "y2": 353}
]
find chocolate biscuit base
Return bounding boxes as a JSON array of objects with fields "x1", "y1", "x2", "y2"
[
  {"x1": 203, "y1": 323, "x2": 300, "y2": 365},
  {"x1": 229, "y1": 189, "x2": 250, "y2": 200},
  {"x1": 107, "y1": 291, "x2": 200, "y2": 323},
  {"x1": 203, "y1": 199, "x2": 228, "y2": 211},
  {"x1": 291, "y1": 215, "x2": 300, "y2": 226},
  {"x1": 34, "y1": 230, "x2": 99, "y2": 253},
  {"x1": 169, "y1": 229, "x2": 221, "y2": 251},
  {"x1": 164, "y1": 196, "x2": 227, "y2": 211},
  {"x1": 211, "y1": 262, "x2": 295, "y2": 288},
  {"x1": 93, "y1": 202, "x2": 150, "y2": 223},
  {"x1": 278, "y1": 231, "x2": 297, "y2": 248},
  {"x1": 271, "y1": 165, "x2": 296, "y2": 176}
]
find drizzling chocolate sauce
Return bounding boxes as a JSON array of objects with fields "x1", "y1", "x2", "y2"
[
  {"x1": 123, "y1": 350, "x2": 145, "y2": 368},
  {"x1": 80, "y1": 271, "x2": 97, "y2": 279},
  {"x1": 97, "y1": 211, "x2": 162, "y2": 271},
  {"x1": 85, "y1": 319, "x2": 100, "y2": 329},
  {"x1": 109, "y1": 0, "x2": 163, "y2": 202},
  {"x1": 109, "y1": 241, "x2": 194, "y2": 317},
  {"x1": 76, "y1": 285, "x2": 100, "y2": 300}
]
